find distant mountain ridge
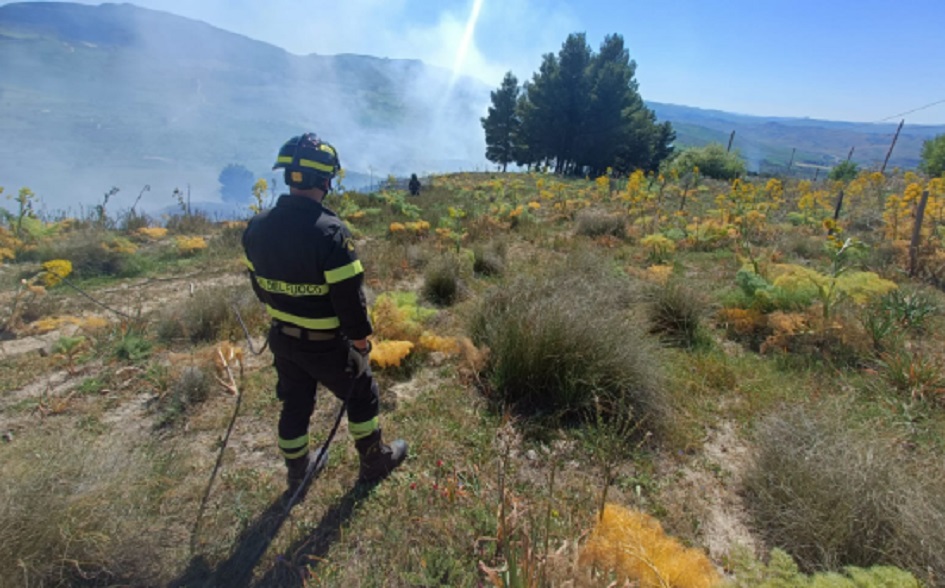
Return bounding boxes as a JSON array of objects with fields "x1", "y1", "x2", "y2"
[
  {"x1": 0, "y1": 2, "x2": 942, "y2": 212},
  {"x1": 647, "y1": 102, "x2": 945, "y2": 174}
]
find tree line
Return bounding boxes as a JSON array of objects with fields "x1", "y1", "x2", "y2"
[{"x1": 481, "y1": 32, "x2": 675, "y2": 176}]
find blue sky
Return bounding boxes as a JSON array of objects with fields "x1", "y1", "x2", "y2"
[{"x1": 4, "y1": 0, "x2": 945, "y2": 124}]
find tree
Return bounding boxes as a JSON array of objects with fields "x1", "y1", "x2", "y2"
[
  {"x1": 550, "y1": 33, "x2": 592, "y2": 174},
  {"x1": 513, "y1": 32, "x2": 674, "y2": 176},
  {"x1": 218, "y1": 164, "x2": 255, "y2": 204},
  {"x1": 518, "y1": 53, "x2": 561, "y2": 169},
  {"x1": 828, "y1": 160, "x2": 859, "y2": 182},
  {"x1": 579, "y1": 34, "x2": 637, "y2": 175},
  {"x1": 920, "y1": 133, "x2": 945, "y2": 178},
  {"x1": 481, "y1": 72, "x2": 521, "y2": 172}
]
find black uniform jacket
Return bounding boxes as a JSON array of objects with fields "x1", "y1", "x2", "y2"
[{"x1": 241, "y1": 193, "x2": 372, "y2": 340}]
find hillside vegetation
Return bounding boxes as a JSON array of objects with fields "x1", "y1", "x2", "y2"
[{"x1": 2, "y1": 169, "x2": 945, "y2": 587}]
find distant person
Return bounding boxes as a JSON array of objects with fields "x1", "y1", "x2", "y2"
[
  {"x1": 408, "y1": 173, "x2": 421, "y2": 196},
  {"x1": 242, "y1": 132, "x2": 408, "y2": 493}
]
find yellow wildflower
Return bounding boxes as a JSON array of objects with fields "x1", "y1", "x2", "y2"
[{"x1": 41, "y1": 259, "x2": 72, "y2": 287}]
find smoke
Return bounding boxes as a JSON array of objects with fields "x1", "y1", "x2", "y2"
[{"x1": 0, "y1": 0, "x2": 584, "y2": 215}]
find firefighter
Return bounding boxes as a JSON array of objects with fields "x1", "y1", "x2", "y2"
[
  {"x1": 408, "y1": 173, "x2": 421, "y2": 196},
  {"x1": 242, "y1": 133, "x2": 408, "y2": 492}
]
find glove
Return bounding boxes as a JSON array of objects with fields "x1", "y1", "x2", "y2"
[{"x1": 346, "y1": 341, "x2": 372, "y2": 378}]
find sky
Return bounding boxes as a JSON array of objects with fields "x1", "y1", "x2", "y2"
[{"x1": 3, "y1": 0, "x2": 940, "y2": 124}]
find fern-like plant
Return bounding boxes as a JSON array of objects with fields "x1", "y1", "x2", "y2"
[{"x1": 579, "y1": 504, "x2": 720, "y2": 588}]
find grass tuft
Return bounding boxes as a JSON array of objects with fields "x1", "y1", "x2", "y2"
[
  {"x1": 470, "y1": 250, "x2": 669, "y2": 437},
  {"x1": 742, "y1": 402, "x2": 945, "y2": 578},
  {"x1": 575, "y1": 209, "x2": 626, "y2": 239},
  {"x1": 0, "y1": 430, "x2": 175, "y2": 587},
  {"x1": 422, "y1": 253, "x2": 466, "y2": 307},
  {"x1": 647, "y1": 279, "x2": 710, "y2": 349},
  {"x1": 156, "y1": 284, "x2": 264, "y2": 344}
]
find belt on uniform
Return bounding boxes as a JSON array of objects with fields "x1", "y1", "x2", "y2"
[{"x1": 278, "y1": 325, "x2": 338, "y2": 341}]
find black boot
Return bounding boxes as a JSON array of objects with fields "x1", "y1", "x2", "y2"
[
  {"x1": 355, "y1": 429, "x2": 408, "y2": 484},
  {"x1": 285, "y1": 450, "x2": 328, "y2": 493}
]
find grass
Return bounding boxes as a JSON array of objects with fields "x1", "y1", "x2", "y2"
[
  {"x1": 0, "y1": 427, "x2": 180, "y2": 587},
  {"x1": 3, "y1": 170, "x2": 945, "y2": 586},
  {"x1": 469, "y1": 248, "x2": 670, "y2": 437},
  {"x1": 742, "y1": 401, "x2": 945, "y2": 580}
]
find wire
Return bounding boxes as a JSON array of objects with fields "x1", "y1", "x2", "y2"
[
  {"x1": 58, "y1": 276, "x2": 137, "y2": 320},
  {"x1": 190, "y1": 359, "x2": 245, "y2": 555},
  {"x1": 233, "y1": 303, "x2": 270, "y2": 356},
  {"x1": 875, "y1": 98, "x2": 945, "y2": 123}
]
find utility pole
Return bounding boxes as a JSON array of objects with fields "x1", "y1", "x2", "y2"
[
  {"x1": 846, "y1": 146, "x2": 855, "y2": 163},
  {"x1": 727, "y1": 130, "x2": 736, "y2": 153},
  {"x1": 787, "y1": 148, "x2": 796, "y2": 172},
  {"x1": 881, "y1": 119, "x2": 905, "y2": 174}
]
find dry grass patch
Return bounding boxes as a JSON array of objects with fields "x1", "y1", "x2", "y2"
[
  {"x1": 742, "y1": 401, "x2": 945, "y2": 580},
  {"x1": 0, "y1": 427, "x2": 185, "y2": 587},
  {"x1": 155, "y1": 284, "x2": 264, "y2": 345}
]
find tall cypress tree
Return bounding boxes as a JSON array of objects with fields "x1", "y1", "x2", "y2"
[{"x1": 481, "y1": 72, "x2": 521, "y2": 172}]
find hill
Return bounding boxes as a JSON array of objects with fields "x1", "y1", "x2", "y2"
[
  {"x1": 1, "y1": 2, "x2": 943, "y2": 214},
  {"x1": 0, "y1": 2, "x2": 490, "y2": 212},
  {"x1": 648, "y1": 102, "x2": 945, "y2": 175}
]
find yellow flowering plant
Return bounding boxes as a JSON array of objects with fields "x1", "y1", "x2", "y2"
[{"x1": 175, "y1": 236, "x2": 207, "y2": 256}]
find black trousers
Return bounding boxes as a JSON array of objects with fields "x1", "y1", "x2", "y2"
[{"x1": 268, "y1": 325, "x2": 380, "y2": 456}]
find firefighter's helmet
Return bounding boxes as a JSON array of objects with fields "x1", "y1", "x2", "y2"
[{"x1": 272, "y1": 133, "x2": 341, "y2": 190}]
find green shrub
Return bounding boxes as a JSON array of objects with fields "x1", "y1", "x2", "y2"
[
  {"x1": 723, "y1": 547, "x2": 922, "y2": 587},
  {"x1": 156, "y1": 284, "x2": 263, "y2": 344},
  {"x1": 469, "y1": 250, "x2": 668, "y2": 435},
  {"x1": 667, "y1": 143, "x2": 746, "y2": 180},
  {"x1": 919, "y1": 133, "x2": 945, "y2": 178},
  {"x1": 828, "y1": 160, "x2": 860, "y2": 182},
  {"x1": 774, "y1": 230, "x2": 825, "y2": 261},
  {"x1": 742, "y1": 403, "x2": 945, "y2": 578},
  {"x1": 40, "y1": 231, "x2": 148, "y2": 279},
  {"x1": 114, "y1": 331, "x2": 153, "y2": 362},
  {"x1": 878, "y1": 288, "x2": 938, "y2": 333}
]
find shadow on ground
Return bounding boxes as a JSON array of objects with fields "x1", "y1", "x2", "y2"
[{"x1": 169, "y1": 479, "x2": 372, "y2": 588}]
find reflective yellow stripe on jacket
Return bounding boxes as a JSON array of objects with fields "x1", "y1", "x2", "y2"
[
  {"x1": 325, "y1": 260, "x2": 363, "y2": 284},
  {"x1": 266, "y1": 306, "x2": 341, "y2": 330}
]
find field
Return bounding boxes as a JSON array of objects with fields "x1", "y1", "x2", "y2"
[{"x1": 1, "y1": 170, "x2": 944, "y2": 587}]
